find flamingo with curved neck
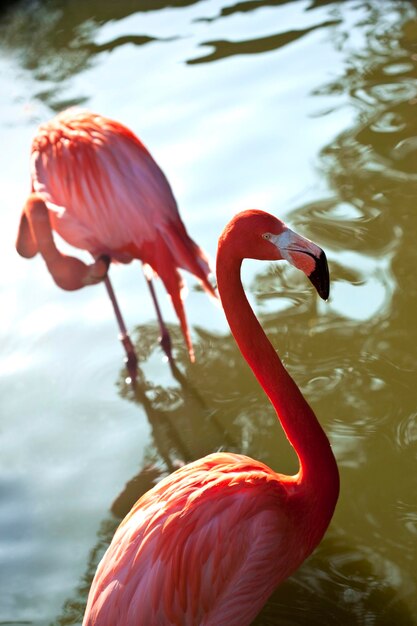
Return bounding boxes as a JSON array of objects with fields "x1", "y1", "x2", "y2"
[
  {"x1": 16, "y1": 109, "x2": 216, "y2": 376},
  {"x1": 83, "y1": 209, "x2": 339, "y2": 626}
]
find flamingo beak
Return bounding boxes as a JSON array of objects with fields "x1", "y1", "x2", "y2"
[
  {"x1": 307, "y1": 249, "x2": 329, "y2": 301},
  {"x1": 269, "y1": 228, "x2": 330, "y2": 300}
]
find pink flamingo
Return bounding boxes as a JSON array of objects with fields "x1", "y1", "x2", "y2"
[
  {"x1": 82, "y1": 209, "x2": 339, "y2": 626},
  {"x1": 15, "y1": 109, "x2": 215, "y2": 377}
]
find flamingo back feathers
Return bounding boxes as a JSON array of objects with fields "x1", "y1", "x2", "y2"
[
  {"x1": 31, "y1": 109, "x2": 182, "y2": 256},
  {"x1": 83, "y1": 453, "x2": 305, "y2": 626},
  {"x1": 31, "y1": 109, "x2": 215, "y2": 357}
]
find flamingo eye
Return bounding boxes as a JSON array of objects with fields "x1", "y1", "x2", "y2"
[{"x1": 262, "y1": 233, "x2": 271, "y2": 240}]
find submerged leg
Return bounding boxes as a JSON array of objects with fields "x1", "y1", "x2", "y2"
[
  {"x1": 142, "y1": 264, "x2": 173, "y2": 362},
  {"x1": 17, "y1": 194, "x2": 109, "y2": 291},
  {"x1": 104, "y1": 275, "x2": 138, "y2": 381}
]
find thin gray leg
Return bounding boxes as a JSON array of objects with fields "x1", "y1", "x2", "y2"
[
  {"x1": 142, "y1": 264, "x2": 173, "y2": 362},
  {"x1": 104, "y1": 275, "x2": 138, "y2": 380}
]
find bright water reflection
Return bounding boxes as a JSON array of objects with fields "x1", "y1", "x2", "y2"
[{"x1": 0, "y1": 0, "x2": 416, "y2": 624}]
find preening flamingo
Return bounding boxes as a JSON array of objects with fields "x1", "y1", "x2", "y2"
[
  {"x1": 15, "y1": 109, "x2": 215, "y2": 377},
  {"x1": 82, "y1": 210, "x2": 339, "y2": 626}
]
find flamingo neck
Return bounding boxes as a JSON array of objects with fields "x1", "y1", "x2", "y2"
[{"x1": 216, "y1": 249, "x2": 339, "y2": 520}]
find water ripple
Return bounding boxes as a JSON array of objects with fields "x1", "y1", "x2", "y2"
[
  {"x1": 395, "y1": 411, "x2": 417, "y2": 449},
  {"x1": 187, "y1": 20, "x2": 340, "y2": 64}
]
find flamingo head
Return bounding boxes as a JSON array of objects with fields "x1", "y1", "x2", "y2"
[{"x1": 220, "y1": 209, "x2": 329, "y2": 300}]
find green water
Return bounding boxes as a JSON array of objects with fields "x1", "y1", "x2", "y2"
[{"x1": 0, "y1": 0, "x2": 416, "y2": 624}]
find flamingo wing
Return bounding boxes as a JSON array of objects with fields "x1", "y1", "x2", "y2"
[
  {"x1": 31, "y1": 110, "x2": 184, "y2": 259},
  {"x1": 83, "y1": 453, "x2": 298, "y2": 626}
]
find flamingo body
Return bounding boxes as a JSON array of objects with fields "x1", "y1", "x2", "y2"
[
  {"x1": 84, "y1": 453, "x2": 313, "y2": 626},
  {"x1": 17, "y1": 109, "x2": 215, "y2": 361},
  {"x1": 31, "y1": 110, "x2": 206, "y2": 270},
  {"x1": 83, "y1": 210, "x2": 339, "y2": 625}
]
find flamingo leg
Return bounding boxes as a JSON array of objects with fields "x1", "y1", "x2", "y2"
[
  {"x1": 104, "y1": 275, "x2": 138, "y2": 381},
  {"x1": 17, "y1": 194, "x2": 109, "y2": 291},
  {"x1": 142, "y1": 264, "x2": 173, "y2": 362}
]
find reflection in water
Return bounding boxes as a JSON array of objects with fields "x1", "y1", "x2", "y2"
[
  {"x1": 0, "y1": 0, "x2": 353, "y2": 113},
  {"x1": 255, "y1": 537, "x2": 415, "y2": 626},
  {"x1": 187, "y1": 18, "x2": 340, "y2": 65},
  {"x1": 196, "y1": 0, "x2": 341, "y2": 22},
  {"x1": 0, "y1": 0, "x2": 187, "y2": 111},
  {"x1": 119, "y1": 329, "x2": 240, "y2": 469}
]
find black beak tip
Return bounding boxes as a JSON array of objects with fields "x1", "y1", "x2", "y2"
[{"x1": 309, "y1": 250, "x2": 330, "y2": 301}]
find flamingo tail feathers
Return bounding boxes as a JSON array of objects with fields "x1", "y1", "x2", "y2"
[
  {"x1": 143, "y1": 223, "x2": 216, "y2": 361},
  {"x1": 162, "y1": 220, "x2": 216, "y2": 298},
  {"x1": 156, "y1": 246, "x2": 195, "y2": 361}
]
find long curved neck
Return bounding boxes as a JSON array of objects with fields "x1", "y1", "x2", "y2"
[{"x1": 217, "y1": 247, "x2": 339, "y2": 514}]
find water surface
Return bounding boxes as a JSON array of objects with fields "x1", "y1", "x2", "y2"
[{"x1": 0, "y1": 0, "x2": 416, "y2": 624}]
